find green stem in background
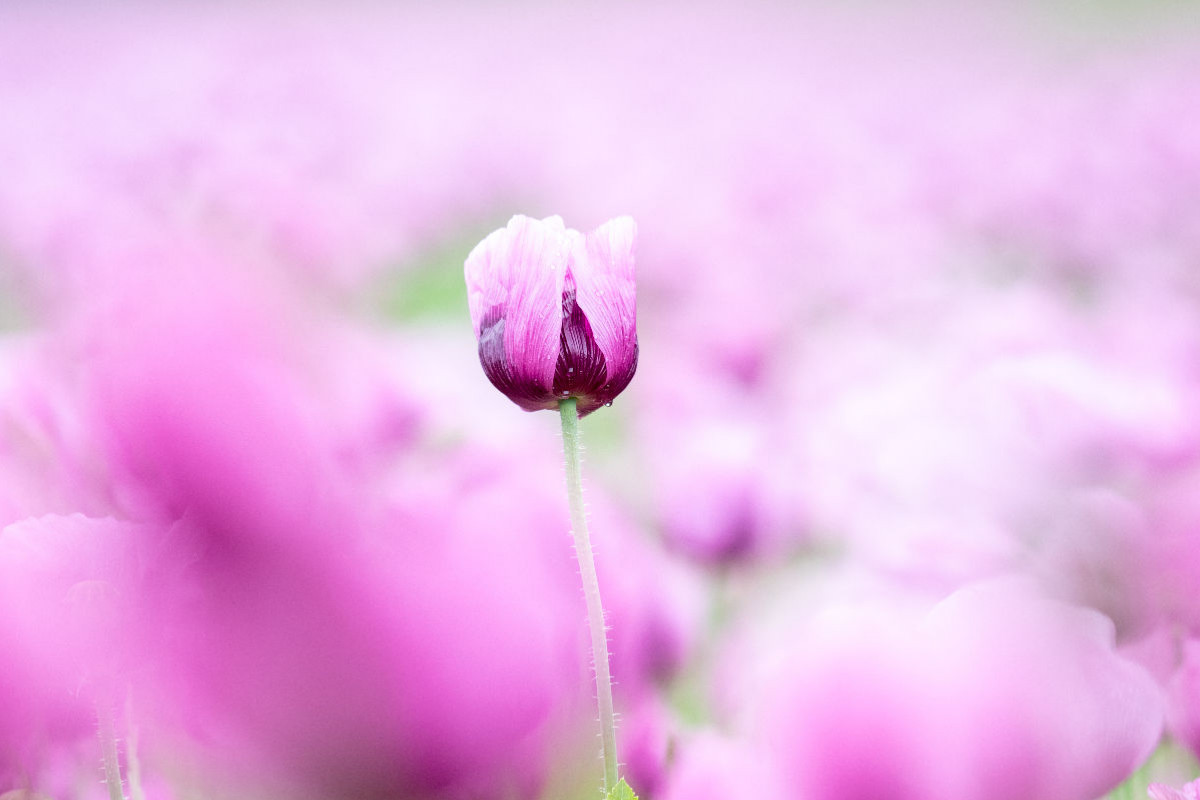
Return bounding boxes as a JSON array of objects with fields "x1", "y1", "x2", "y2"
[
  {"x1": 559, "y1": 397, "x2": 619, "y2": 794},
  {"x1": 96, "y1": 696, "x2": 126, "y2": 800},
  {"x1": 125, "y1": 691, "x2": 146, "y2": 800}
]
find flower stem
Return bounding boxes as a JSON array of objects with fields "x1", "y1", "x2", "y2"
[
  {"x1": 96, "y1": 695, "x2": 126, "y2": 800},
  {"x1": 559, "y1": 397, "x2": 619, "y2": 794},
  {"x1": 125, "y1": 691, "x2": 145, "y2": 800}
]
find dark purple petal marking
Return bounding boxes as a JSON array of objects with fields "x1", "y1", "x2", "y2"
[
  {"x1": 554, "y1": 273, "x2": 607, "y2": 396},
  {"x1": 478, "y1": 305, "x2": 552, "y2": 411},
  {"x1": 554, "y1": 271, "x2": 638, "y2": 417},
  {"x1": 476, "y1": 271, "x2": 638, "y2": 416},
  {"x1": 598, "y1": 338, "x2": 638, "y2": 407}
]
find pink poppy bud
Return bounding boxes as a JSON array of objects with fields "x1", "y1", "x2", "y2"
[{"x1": 464, "y1": 215, "x2": 638, "y2": 416}]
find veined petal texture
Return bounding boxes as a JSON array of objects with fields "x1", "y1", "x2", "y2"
[
  {"x1": 465, "y1": 215, "x2": 569, "y2": 403},
  {"x1": 570, "y1": 216, "x2": 639, "y2": 391}
]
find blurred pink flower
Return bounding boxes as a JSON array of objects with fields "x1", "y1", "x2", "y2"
[
  {"x1": 391, "y1": 440, "x2": 706, "y2": 706},
  {"x1": 465, "y1": 215, "x2": 638, "y2": 416},
  {"x1": 727, "y1": 578, "x2": 1162, "y2": 800},
  {"x1": 1150, "y1": 780, "x2": 1200, "y2": 800},
  {"x1": 0, "y1": 336, "x2": 121, "y2": 527},
  {"x1": 0, "y1": 624, "x2": 89, "y2": 787},
  {"x1": 1147, "y1": 782, "x2": 1200, "y2": 800},
  {"x1": 635, "y1": 358, "x2": 807, "y2": 565},
  {"x1": 0, "y1": 515, "x2": 146, "y2": 686},
  {"x1": 0, "y1": 4, "x2": 1196, "y2": 798},
  {"x1": 659, "y1": 732, "x2": 787, "y2": 800},
  {"x1": 1167, "y1": 639, "x2": 1200, "y2": 760},
  {"x1": 0, "y1": 515, "x2": 150, "y2": 783},
  {"x1": 618, "y1": 698, "x2": 676, "y2": 798},
  {"x1": 72, "y1": 271, "x2": 587, "y2": 799}
]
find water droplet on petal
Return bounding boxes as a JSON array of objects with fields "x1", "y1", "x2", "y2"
[
  {"x1": 567, "y1": 367, "x2": 574, "y2": 374},
  {"x1": 604, "y1": 401, "x2": 613, "y2": 407}
]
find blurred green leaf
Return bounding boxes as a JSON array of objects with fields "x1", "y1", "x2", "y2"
[
  {"x1": 1106, "y1": 738, "x2": 1200, "y2": 799},
  {"x1": 376, "y1": 232, "x2": 485, "y2": 322},
  {"x1": 581, "y1": 402, "x2": 627, "y2": 452}
]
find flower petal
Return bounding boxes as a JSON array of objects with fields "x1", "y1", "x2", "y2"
[
  {"x1": 570, "y1": 216, "x2": 639, "y2": 389},
  {"x1": 464, "y1": 215, "x2": 568, "y2": 397},
  {"x1": 1148, "y1": 785, "x2": 1188, "y2": 800}
]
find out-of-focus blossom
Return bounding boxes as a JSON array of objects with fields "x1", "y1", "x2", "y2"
[
  {"x1": 54, "y1": 257, "x2": 701, "y2": 798},
  {"x1": 70, "y1": 272, "x2": 588, "y2": 799},
  {"x1": 0, "y1": 515, "x2": 145, "y2": 785},
  {"x1": 0, "y1": 624, "x2": 87, "y2": 786},
  {"x1": 465, "y1": 215, "x2": 638, "y2": 416},
  {"x1": 634, "y1": 359, "x2": 808, "y2": 565},
  {"x1": 0, "y1": 335, "x2": 119, "y2": 527},
  {"x1": 0, "y1": 515, "x2": 142, "y2": 684},
  {"x1": 591, "y1": 503, "x2": 707, "y2": 697},
  {"x1": 776, "y1": 282, "x2": 1200, "y2": 622},
  {"x1": 391, "y1": 438, "x2": 707, "y2": 706},
  {"x1": 618, "y1": 698, "x2": 676, "y2": 798},
  {"x1": 921, "y1": 581, "x2": 1164, "y2": 800},
  {"x1": 0, "y1": 3, "x2": 1197, "y2": 798},
  {"x1": 724, "y1": 578, "x2": 1162, "y2": 800},
  {"x1": 1166, "y1": 640, "x2": 1200, "y2": 761},
  {"x1": 659, "y1": 732, "x2": 787, "y2": 800},
  {"x1": 1150, "y1": 780, "x2": 1200, "y2": 800}
]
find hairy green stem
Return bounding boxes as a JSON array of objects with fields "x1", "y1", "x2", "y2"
[
  {"x1": 125, "y1": 691, "x2": 145, "y2": 800},
  {"x1": 559, "y1": 398, "x2": 619, "y2": 794},
  {"x1": 96, "y1": 696, "x2": 126, "y2": 800}
]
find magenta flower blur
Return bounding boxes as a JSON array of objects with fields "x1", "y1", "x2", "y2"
[{"x1": 465, "y1": 215, "x2": 638, "y2": 416}]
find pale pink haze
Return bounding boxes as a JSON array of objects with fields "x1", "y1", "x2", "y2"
[
  {"x1": 1150, "y1": 780, "x2": 1200, "y2": 800},
  {"x1": 730, "y1": 578, "x2": 1162, "y2": 800}
]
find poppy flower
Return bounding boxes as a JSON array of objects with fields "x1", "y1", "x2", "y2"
[{"x1": 465, "y1": 215, "x2": 638, "y2": 417}]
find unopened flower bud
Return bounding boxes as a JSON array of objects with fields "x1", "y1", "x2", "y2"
[{"x1": 465, "y1": 215, "x2": 638, "y2": 416}]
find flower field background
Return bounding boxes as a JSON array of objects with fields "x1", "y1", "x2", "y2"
[{"x1": 2, "y1": 3, "x2": 1200, "y2": 799}]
